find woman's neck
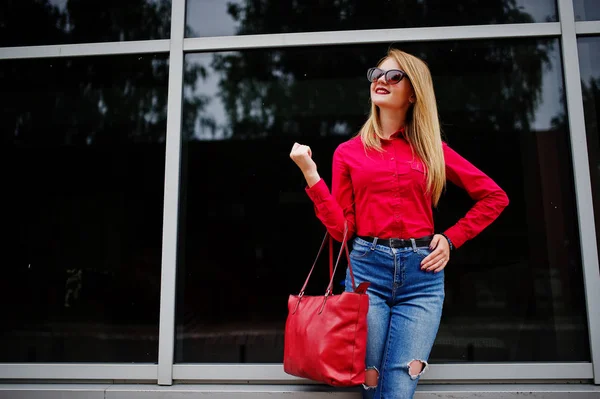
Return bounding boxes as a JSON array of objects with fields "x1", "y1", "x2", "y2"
[{"x1": 379, "y1": 109, "x2": 406, "y2": 139}]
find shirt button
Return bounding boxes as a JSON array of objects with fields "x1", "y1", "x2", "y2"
[{"x1": 390, "y1": 158, "x2": 394, "y2": 161}]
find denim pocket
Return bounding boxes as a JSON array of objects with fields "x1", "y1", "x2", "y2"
[
  {"x1": 350, "y1": 240, "x2": 374, "y2": 259},
  {"x1": 416, "y1": 246, "x2": 433, "y2": 257}
]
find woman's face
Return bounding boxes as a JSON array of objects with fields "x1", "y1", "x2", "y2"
[{"x1": 370, "y1": 57, "x2": 414, "y2": 111}]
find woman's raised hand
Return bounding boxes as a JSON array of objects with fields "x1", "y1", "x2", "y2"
[{"x1": 290, "y1": 142, "x2": 320, "y2": 187}]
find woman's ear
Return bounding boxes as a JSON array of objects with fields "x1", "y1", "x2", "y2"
[{"x1": 409, "y1": 94, "x2": 416, "y2": 104}]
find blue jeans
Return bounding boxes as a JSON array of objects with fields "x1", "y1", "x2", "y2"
[{"x1": 345, "y1": 237, "x2": 445, "y2": 399}]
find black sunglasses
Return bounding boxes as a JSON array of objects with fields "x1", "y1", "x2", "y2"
[{"x1": 367, "y1": 67, "x2": 409, "y2": 84}]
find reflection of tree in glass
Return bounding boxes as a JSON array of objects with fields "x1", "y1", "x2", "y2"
[
  {"x1": 2, "y1": 52, "x2": 170, "y2": 144},
  {"x1": 0, "y1": 0, "x2": 203, "y2": 145},
  {"x1": 64, "y1": 0, "x2": 171, "y2": 42},
  {"x1": 225, "y1": 0, "x2": 537, "y2": 34},
  {"x1": 582, "y1": 77, "x2": 600, "y2": 259},
  {"x1": 0, "y1": 0, "x2": 171, "y2": 46},
  {"x1": 551, "y1": 77, "x2": 599, "y2": 133},
  {"x1": 0, "y1": 0, "x2": 67, "y2": 46},
  {"x1": 199, "y1": 0, "x2": 550, "y2": 140},
  {"x1": 182, "y1": 60, "x2": 213, "y2": 140},
  {"x1": 582, "y1": 78, "x2": 600, "y2": 136}
]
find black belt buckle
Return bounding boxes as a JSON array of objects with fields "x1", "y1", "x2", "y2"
[{"x1": 388, "y1": 238, "x2": 410, "y2": 248}]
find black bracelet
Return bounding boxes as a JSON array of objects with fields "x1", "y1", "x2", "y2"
[{"x1": 440, "y1": 233, "x2": 454, "y2": 250}]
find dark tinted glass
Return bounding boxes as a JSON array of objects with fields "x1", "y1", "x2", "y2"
[
  {"x1": 578, "y1": 37, "x2": 600, "y2": 269},
  {"x1": 186, "y1": 0, "x2": 557, "y2": 38},
  {"x1": 0, "y1": 54, "x2": 168, "y2": 362},
  {"x1": 574, "y1": 0, "x2": 600, "y2": 21},
  {"x1": 0, "y1": 0, "x2": 171, "y2": 47},
  {"x1": 175, "y1": 39, "x2": 589, "y2": 363}
]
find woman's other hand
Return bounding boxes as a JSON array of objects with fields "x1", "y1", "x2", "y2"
[
  {"x1": 290, "y1": 142, "x2": 320, "y2": 187},
  {"x1": 420, "y1": 234, "x2": 450, "y2": 273}
]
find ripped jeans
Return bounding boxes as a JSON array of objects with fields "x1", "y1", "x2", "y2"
[{"x1": 345, "y1": 237, "x2": 445, "y2": 399}]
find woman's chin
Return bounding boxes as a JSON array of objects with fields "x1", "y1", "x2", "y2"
[
  {"x1": 372, "y1": 98, "x2": 408, "y2": 112},
  {"x1": 373, "y1": 101, "x2": 398, "y2": 110}
]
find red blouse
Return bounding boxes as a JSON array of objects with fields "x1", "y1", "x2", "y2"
[{"x1": 305, "y1": 132, "x2": 509, "y2": 249}]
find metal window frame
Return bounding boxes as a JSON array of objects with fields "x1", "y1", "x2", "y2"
[
  {"x1": 0, "y1": 0, "x2": 598, "y2": 386},
  {"x1": 0, "y1": 23, "x2": 563, "y2": 61},
  {"x1": 558, "y1": 0, "x2": 600, "y2": 385},
  {"x1": 0, "y1": 364, "x2": 156, "y2": 380},
  {"x1": 157, "y1": 0, "x2": 186, "y2": 387},
  {"x1": 182, "y1": 22, "x2": 560, "y2": 51},
  {"x1": 0, "y1": 40, "x2": 170, "y2": 59},
  {"x1": 576, "y1": 21, "x2": 600, "y2": 35}
]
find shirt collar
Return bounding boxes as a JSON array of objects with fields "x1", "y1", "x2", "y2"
[{"x1": 383, "y1": 126, "x2": 406, "y2": 140}]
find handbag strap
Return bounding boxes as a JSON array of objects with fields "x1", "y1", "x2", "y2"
[
  {"x1": 325, "y1": 225, "x2": 355, "y2": 295},
  {"x1": 298, "y1": 222, "x2": 357, "y2": 295},
  {"x1": 329, "y1": 235, "x2": 333, "y2": 279}
]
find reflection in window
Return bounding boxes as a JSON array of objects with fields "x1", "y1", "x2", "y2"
[
  {"x1": 574, "y1": 0, "x2": 600, "y2": 21},
  {"x1": 578, "y1": 37, "x2": 600, "y2": 269},
  {"x1": 0, "y1": 0, "x2": 171, "y2": 47},
  {"x1": 175, "y1": 39, "x2": 590, "y2": 363},
  {"x1": 0, "y1": 54, "x2": 168, "y2": 362},
  {"x1": 185, "y1": 0, "x2": 557, "y2": 38}
]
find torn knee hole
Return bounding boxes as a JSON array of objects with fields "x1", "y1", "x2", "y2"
[
  {"x1": 408, "y1": 359, "x2": 429, "y2": 380},
  {"x1": 363, "y1": 367, "x2": 379, "y2": 389}
]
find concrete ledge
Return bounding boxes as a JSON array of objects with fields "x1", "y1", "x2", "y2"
[
  {"x1": 0, "y1": 384, "x2": 110, "y2": 399},
  {"x1": 0, "y1": 383, "x2": 599, "y2": 398}
]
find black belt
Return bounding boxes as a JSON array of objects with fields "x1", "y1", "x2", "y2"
[{"x1": 357, "y1": 235, "x2": 434, "y2": 249}]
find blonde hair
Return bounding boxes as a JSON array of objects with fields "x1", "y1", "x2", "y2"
[{"x1": 359, "y1": 48, "x2": 446, "y2": 206}]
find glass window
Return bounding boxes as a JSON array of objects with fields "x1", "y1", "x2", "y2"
[
  {"x1": 574, "y1": 0, "x2": 600, "y2": 21},
  {"x1": 0, "y1": 54, "x2": 168, "y2": 362},
  {"x1": 0, "y1": 0, "x2": 171, "y2": 47},
  {"x1": 185, "y1": 0, "x2": 557, "y2": 38},
  {"x1": 175, "y1": 39, "x2": 590, "y2": 363},
  {"x1": 578, "y1": 36, "x2": 600, "y2": 269}
]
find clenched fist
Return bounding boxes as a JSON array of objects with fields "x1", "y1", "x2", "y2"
[{"x1": 290, "y1": 142, "x2": 321, "y2": 187}]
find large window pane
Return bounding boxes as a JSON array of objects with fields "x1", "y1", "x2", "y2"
[
  {"x1": 578, "y1": 37, "x2": 600, "y2": 270},
  {"x1": 175, "y1": 39, "x2": 589, "y2": 363},
  {"x1": 0, "y1": 54, "x2": 168, "y2": 362},
  {"x1": 0, "y1": 0, "x2": 171, "y2": 47},
  {"x1": 574, "y1": 0, "x2": 600, "y2": 21},
  {"x1": 186, "y1": 0, "x2": 557, "y2": 38}
]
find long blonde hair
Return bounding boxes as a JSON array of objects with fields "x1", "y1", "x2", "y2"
[{"x1": 359, "y1": 48, "x2": 445, "y2": 206}]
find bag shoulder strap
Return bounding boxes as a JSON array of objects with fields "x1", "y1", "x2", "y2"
[{"x1": 298, "y1": 222, "x2": 356, "y2": 295}]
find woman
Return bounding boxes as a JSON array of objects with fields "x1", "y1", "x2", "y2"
[{"x1": 290, "y1": 48, "x2": 509, "y2": 399}]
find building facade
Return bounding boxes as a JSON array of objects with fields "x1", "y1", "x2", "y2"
[{"x1": 1, "y1": 0, "x2": 600, "y2": 397}]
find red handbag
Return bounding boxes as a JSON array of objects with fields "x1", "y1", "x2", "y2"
[{"x1": 283, "y1": 226, "x2": 370, "y2": 386}]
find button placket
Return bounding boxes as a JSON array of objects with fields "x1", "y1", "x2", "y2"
[
  {"x1": 391, "y1": 140, "x2": 409, "y2": 230},
  {"x1": 391, "y1": 147, "x2": 400, "y2": 205}
]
